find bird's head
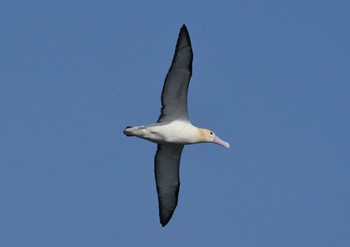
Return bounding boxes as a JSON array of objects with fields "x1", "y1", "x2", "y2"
[{"x1": 198, "y1": 128, "x2": 230, "y2": 148}]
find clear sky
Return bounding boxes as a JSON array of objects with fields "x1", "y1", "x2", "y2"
[{"x1": 1, "y1": 1, "x2": 349, "y2": 246}]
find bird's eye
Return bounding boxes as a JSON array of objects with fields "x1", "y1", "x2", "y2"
[{"x1": 210, "y1": 132, "x2": 213, "y2": 135}]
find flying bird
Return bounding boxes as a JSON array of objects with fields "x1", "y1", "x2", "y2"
[{"x1": 123, "y1": 25, "x2": 229, "y2": 227}]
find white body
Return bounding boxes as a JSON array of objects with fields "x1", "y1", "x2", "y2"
[{"x1": 125, "y1": 121, "x2": 202, "y2": 144}]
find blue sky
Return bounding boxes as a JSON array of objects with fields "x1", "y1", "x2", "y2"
[{"x1": 1, "y1": 1, "x2": 349, "y2": 246}]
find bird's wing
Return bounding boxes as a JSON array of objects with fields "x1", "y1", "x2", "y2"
[
  {"x1": 157, "y1": 25, "x2": 193, "y2": 123},
  {"x1": 154, "y1": 143, "x2": 184, "y2": 226}
]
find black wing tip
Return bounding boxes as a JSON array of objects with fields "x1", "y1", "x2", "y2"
[
  {"x1": 157, "y1": 190, "x2": 180, "y2": 227},
  {"x1": 161, "y1": 222, "x2": 168, "y2": 227},
  {"x1": 160, "y1": 211, "x2": 175, "y2": 227},
  {"x1": 157, "y1": 195, "x2": 178, "y2": 227},
  {"x1": 172, "y1": 24, "x2": 192, "y2": 70},
  {"x1": 161, "y1": 220, "x2": 168, "y2": 227},
  {"x1": 179, "y1": 24, "x2": 191, "y2": 43}
]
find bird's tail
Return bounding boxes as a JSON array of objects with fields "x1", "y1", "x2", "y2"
[{"x1": 123, "y1": 126, "x2": 137, "y2": 136}]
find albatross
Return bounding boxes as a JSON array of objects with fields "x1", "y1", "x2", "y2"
[{"x1": 123, "y1": 24, "x2": 229, "y2": 227}]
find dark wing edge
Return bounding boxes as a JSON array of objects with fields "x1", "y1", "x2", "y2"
[
  {"x1": 154, "y1": 144, "x2": 184, "y2": 226},
  {"x1": 157, "y1": 25, "x2": 193, "y2": 123}
]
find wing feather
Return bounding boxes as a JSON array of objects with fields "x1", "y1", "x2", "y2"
[
  {"x1": 154, "y1": 144, "x2": 184, "y2": 226},
  {"x1": 157, "y1": 25, "x2": 193, "y2": 123}
]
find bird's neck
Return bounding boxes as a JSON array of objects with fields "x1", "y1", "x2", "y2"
[{"x1": 196, "y1": 128, "x2": 210, "y2": 143}]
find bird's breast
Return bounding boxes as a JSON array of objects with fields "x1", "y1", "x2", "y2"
[{"x1": 142, "y1": 121, "x2": 200, "y2": 144}]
